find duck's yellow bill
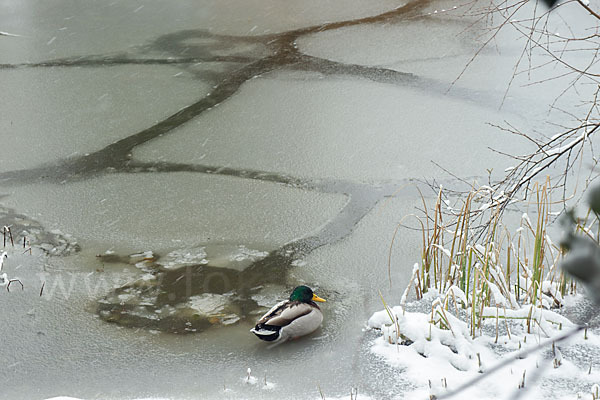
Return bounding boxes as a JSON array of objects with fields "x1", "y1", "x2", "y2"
[{"x1": 312, "y1": 293, "x2": 326, "y2": 302}]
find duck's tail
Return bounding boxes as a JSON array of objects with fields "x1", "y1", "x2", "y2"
[{"x1": 250, "y1": 325, "x2": 281, "y2": 342}]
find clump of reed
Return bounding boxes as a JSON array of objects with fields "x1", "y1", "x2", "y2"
[{"x1": 394, "y1": 178, "x2": 588, "y2": 338}]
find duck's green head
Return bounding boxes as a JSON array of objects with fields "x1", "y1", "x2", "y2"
[{"x1": 289, "y1": 285, "x2": 326, "y2": 303}]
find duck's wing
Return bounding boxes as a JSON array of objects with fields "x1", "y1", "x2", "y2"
[
  {"x1": 256, "y1": 300, "x2": 288, "y2": 324},
  {"x1": 256, "y1": 301, "x2": 313, "y2": 327}
]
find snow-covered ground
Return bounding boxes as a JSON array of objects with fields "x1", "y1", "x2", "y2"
[{"x1": 368, "y1": 290, "x2": 600, "y2": 399}]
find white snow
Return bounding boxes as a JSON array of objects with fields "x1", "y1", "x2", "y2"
[
  {"x1": 368, "y1": 296, "x2": 600, "y2": 399},
  {"x1": 521, "y1": 213, "x2": 533, "y2": 228},
  {"x1": 0, "y1": 251, "x2": 7, "y2": 271},
  {"x1": 546, "y1": 133, "x2": 587, "y2": 156}
]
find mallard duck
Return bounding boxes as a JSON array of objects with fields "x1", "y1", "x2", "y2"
[{"x1": 251, "y1": 285, "x2": 326, "y2": 343}]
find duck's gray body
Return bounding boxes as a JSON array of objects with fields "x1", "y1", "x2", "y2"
[{"x1": 251, "y1": 300, "x2": 323, "y2": 343}]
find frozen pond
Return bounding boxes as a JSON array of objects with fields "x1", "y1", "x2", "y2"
[{"x1": 0, "y1": 0, "x2": 588, "y2": 398}]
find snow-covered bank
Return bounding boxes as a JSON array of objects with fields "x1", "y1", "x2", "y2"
[{"x1": 368, "y1": 291, "x2": 600, "y2": 399}]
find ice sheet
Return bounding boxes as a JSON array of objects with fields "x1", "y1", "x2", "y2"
[
  {"x1": 0, "y1": 173, "x2": 347, "y2": 251},
  {"x1": 134, "y1": 70, "x2": 525, "y2": 182},
  {"x1": 0, "y1": 66, "x2": 209, "y2": 173}
]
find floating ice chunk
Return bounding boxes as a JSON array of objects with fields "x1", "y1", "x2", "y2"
[
  {"x1": 129, "y1": 250, "x2": 154, "y2": 265},
  {"x1": 140, "y1": 273, "x2": 156, "y2": 281},
  {"x1": 159, "y1": 247, "x2": 208, "y2": 270},
  {"x1": 291, "y1": 259, "x2": 307, "y2": 267},
  {"x1": 251, "y1": 285, "x2": 287, "y2": 308},
  {"x1": 229, "y1": 245, "x2": 269, "y2": 262},
  {"x1": 117, "y1": 293, "x2": 135, "y2": 303},
  {"x1": 188, "y1": 293, "x2": 228, "y2": 315}
]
